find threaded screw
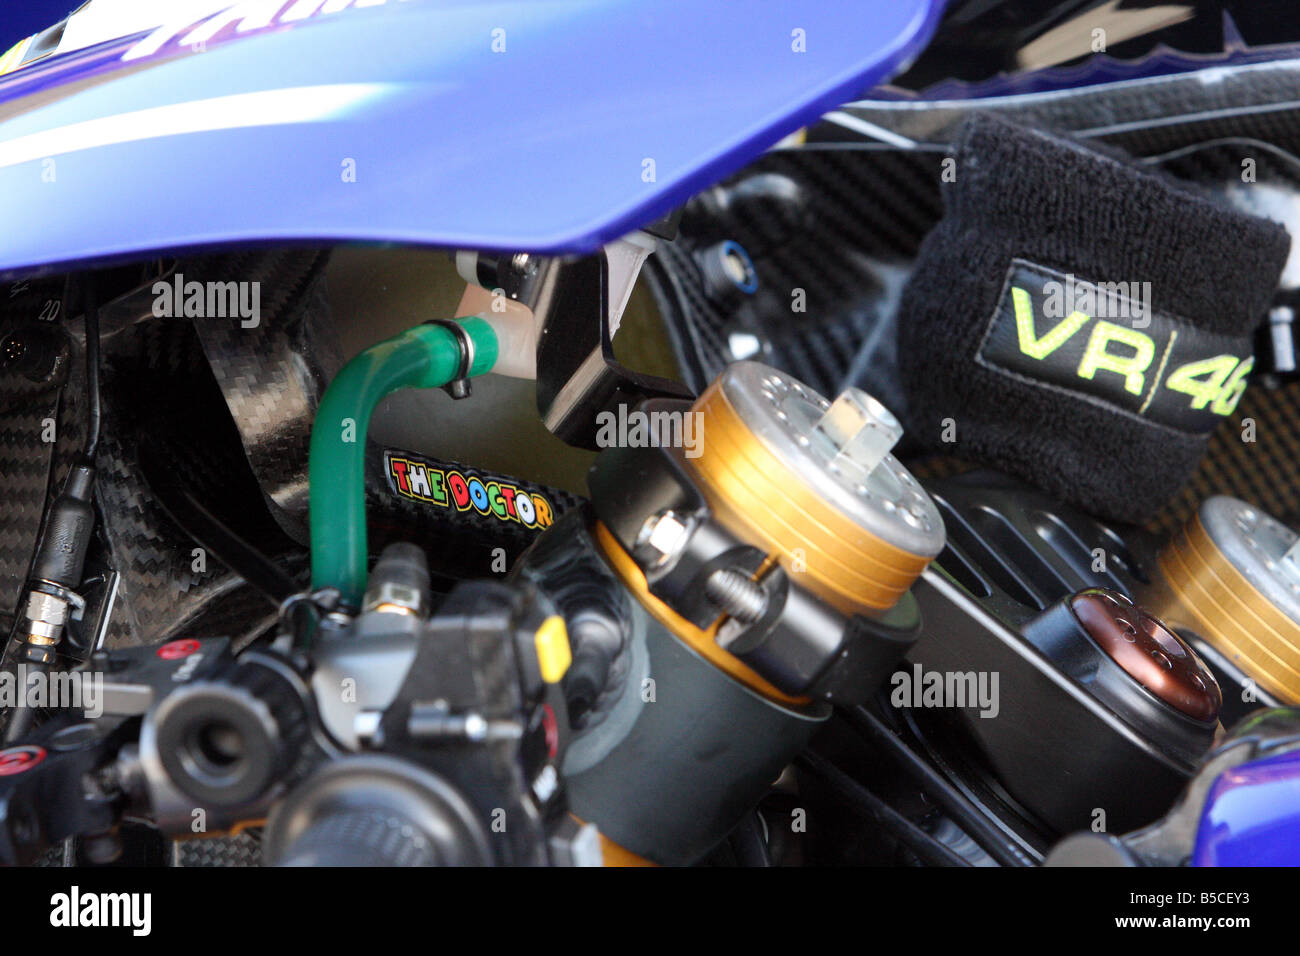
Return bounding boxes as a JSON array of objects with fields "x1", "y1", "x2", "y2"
[{"x1": 705, "y1": 568, "x2": 768, "y2": 624}]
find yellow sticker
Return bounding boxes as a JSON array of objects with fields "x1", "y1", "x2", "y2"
[{"x1": 534, "y1": 615, "x2": 572, "y2": 684}]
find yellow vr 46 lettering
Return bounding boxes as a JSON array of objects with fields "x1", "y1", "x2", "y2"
[
  {"x1": 985, "y1": 262, "x2": 1255, "y2": 431},
  {"x1": 1075, "y1": 320, "x2": 1155, "y2": 397},
  {"x1": 1166, "y1": 354, "x2": 1253, "y2": 416},
  {"x1": 1012, "y1": 287, "x2": 1090, "y2": 360},
  {"x1": 1009, "y1": 284, "x2": 1249, "y2": 417}
]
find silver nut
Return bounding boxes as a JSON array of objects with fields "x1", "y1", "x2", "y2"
[
  {"x1": 814, "y1": 386, "x2": 903, "y2": 476},
  {"x1": 25, "y1": 590, "x2": 69, "y2": 627},
  {"x1": 634, "y1": 510, "x2": 693, "y2": 569},
  {"x1": 362, "y1": 581, "x2": 425, "y2": 617}
]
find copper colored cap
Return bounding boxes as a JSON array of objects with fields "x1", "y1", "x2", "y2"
[{"x1": 1071, "y1": 589, "x2": 1222, "y2": 722}]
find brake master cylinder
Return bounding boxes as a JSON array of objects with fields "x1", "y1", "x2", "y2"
[
  {"x1": 1147, "y1": 496, "x2": 1300, "y2": 705},
  {"x1": 512, "y1": 361, "x2": 945, "y2": 864}
]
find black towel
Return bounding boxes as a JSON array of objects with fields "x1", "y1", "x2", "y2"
[{"x1": 897, "y1": 113, "x2": 1291, "y2": 523}]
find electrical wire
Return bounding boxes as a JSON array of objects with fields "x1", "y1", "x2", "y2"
[
  {"x1": 3, "y1": 276, "x2": 104, "y2": 745},
  {"x1": 77, "y1": 276, "x2": 101, "y2": 461},
  {"x1": 848, "y1": 705, "x2": 1034, "y2": 867},
  {"x1": 795, "y1": 751, "x2": 971, "y2": 867}
]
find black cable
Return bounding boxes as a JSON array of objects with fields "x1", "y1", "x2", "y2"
[
  {"x1": 795, "y1": 751, "x2": 970, "y2": 868},
  {"x1": 3, "y1": 277, "x2": 103, "y2": 746},
  {"x1": 0, "y1": 394, "x2": 62, "y2": 745},
  {"x1": 848, "y1": 705, "x2": 1033, "y2": 867},
  {"x1": 1, "y1": 692, "x2": 37, "y2": 744},
  {"x1": 81, "y1": 277, "x2": 101, "y2": 461}
]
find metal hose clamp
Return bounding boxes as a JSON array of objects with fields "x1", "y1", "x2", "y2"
[{"x1": 427, "y1": 318, "x2": 475, "y2": 400}]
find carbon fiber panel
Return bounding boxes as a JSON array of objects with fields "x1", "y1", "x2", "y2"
[
  {"x1": 188, "y1": 250, "x2": 340, "y2": 544},
  {"x1": 649, "y1": 147, "x2": 942, "y2": 402},
  {"x1": 94, "y1": 298, "x2": 299, "y2": 649},
  {"x1": 173, "y1": 830, "x2": 263, "y2": 867},
  {"x1": 1154, "y1": 384, "x2": 1300, "y2": 536},
  {"x1": 841, "y1": 58, "x2": 1300, "y2": 148}
]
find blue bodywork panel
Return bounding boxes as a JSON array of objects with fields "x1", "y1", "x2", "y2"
[
  {"x1": 0, "y1": 0, "x2": 943, "y2": 278},
  {"x1": 1194, "y1": 748, "x2": 1300, "y2": 867}
]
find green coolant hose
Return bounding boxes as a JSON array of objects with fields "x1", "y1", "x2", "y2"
[{"x1": 309, "y1": 317, "x2": 498, "y2": 608}]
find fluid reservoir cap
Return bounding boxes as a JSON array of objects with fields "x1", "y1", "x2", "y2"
[
  {"x1": 1198, "y1": 496, "x2": 1300, "y2": 628},
  {"x1": 1071, "y1": 588, "x2": 1222, "y2": 722},
  {"x1": 715, "y1": 362, "x2": 944, "y2": 560}
]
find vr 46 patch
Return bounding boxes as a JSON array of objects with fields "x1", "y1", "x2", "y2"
[{"x1": 978, "y1": 260, "x2": 1252, "y2": 432}]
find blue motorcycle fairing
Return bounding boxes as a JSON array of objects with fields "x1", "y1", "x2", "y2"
[
  {"x1": 0, "y1": 0, "x2": 943, "y2": 279},
  {"x1": 1194, "y1": 747, "x2": 1300, "y2": 867}
]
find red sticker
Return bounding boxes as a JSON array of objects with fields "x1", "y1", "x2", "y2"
[
  {"x1": 541, "y1": 703, "x2": 559, "y2": 760},
  {"x1": 156, "y1": 639, "x2": 200, "y2": 660},
  {"x1": 0, "y1": 746, "x2": 45, "y2": 775}
]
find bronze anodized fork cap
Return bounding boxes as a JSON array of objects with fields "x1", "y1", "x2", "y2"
[{"x1": 1071, "y1": 588, "x2": 1221, "y2": 722}]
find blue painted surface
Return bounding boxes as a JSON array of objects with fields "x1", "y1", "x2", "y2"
[
  {"x1": 1193, "y1": 748, "x2": 1300, "y2": 866},
  {"x1": 0, "y1": 1, "x2": 78, "y2": 53},
  {"x1": 0, "y1": 0, "x2": 942, "y2": 278}
]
